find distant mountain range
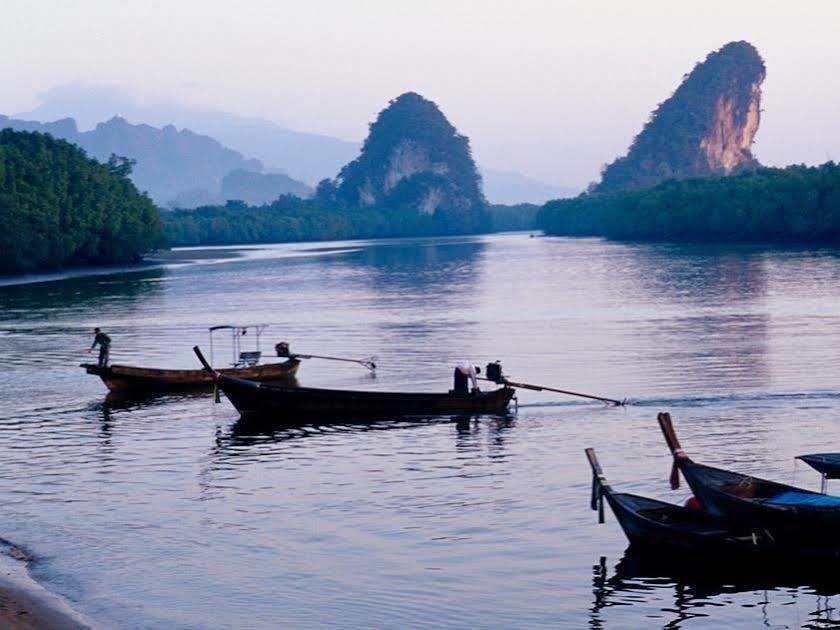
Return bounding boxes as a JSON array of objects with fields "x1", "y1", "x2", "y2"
[
  {"x1": 479, "y1": 169, "x2": 578, "y2": 205},
  {"x1": 0, "y1": 113, "x2": 314, "y2": 207},
  {"x1": 20, "y1": 83, "x2": 358, "y2": 188},
  {"x1": 14, "y1": 82, "x2": 575, "y2": 205}
]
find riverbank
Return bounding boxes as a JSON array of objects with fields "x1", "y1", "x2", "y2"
[
  {"x1": 0, "y1": 543, "x2": 90, "y2": 629},
  {"x1": 0, "y1": 247, "x2": 247, "y2": 288}
]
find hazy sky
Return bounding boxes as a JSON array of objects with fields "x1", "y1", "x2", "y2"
[{"x1": 2, "y1": 1, "x2": 838, "y2": 187}]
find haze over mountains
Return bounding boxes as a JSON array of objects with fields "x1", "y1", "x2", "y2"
[
  {"x1": 0, "y1": 113, "x2": 311, "y2": 207},
  {"x1": 12, "y1": 83, "x2": 577, "y2": 205}
]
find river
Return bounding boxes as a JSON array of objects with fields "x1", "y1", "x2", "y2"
[{"x1": 2, "y1": 233, "x2": 840, "y2": 628}]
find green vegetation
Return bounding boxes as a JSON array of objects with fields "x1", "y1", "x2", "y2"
[
  {"x1": 165, "y1": 92, "x2": 498, "y2": 247},
  {"x1": 320, "y1": 92, "x2": 488, "y2": 231},
  {"x1": 164, "y1": 196, "x2": 496, "y2": 247},
  {"x1": 538, "y1": 164, "x2": 840, "y2": 242},
  {"x1": 594, "y1": 41, "x2": 765, "y2": 194},
  {"x1": 0, "y1": 129, "x2": 163, "y2": 273},
  {"x1": 487, "y1": 204, "x2": 540, "y2": 232}
]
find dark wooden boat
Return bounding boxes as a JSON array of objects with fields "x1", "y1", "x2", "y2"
[
  {"x1": 81, "y1": 360, "x2": 300, "y2": 393},
  {"x1": 658, "y1": 412, "x2": 840, "y2": 547},
  {"x1": 585, "y1": 447, "x2": 775, "y2": 556},
  {"x1": 796, "y1": 453, "x2": 840, "y2": 493},
  {"x1": 798, "y1": 453, "x2": 840, "y2": 478},
  {"x1": 214, "y1": 373, "x2": 515, "y2": 419},
  {"x1": 193, "y1": 345, "x2": 514, "y2": 419}
]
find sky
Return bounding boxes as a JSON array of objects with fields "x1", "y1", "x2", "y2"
[{"x1": 1, "y1": 0, "x2": 838, "y2": 188}]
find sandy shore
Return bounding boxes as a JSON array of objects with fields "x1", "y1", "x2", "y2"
[{"x1": 0, "y1": 543, "x2": 91, "y2": 629}]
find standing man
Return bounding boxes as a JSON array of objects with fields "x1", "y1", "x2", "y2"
[{"x1": 88, "y1": 327, "x2": 111, "y2": 368}]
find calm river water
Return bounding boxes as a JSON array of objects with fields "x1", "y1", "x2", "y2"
[{"x1": 3, "y1": 233, "x2": 840, "y2": 628}]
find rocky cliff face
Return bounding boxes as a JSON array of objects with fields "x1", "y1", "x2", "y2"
[
  {"x1": 593, "y1": 41, "x2": 766, "y2": 194},
  {"x1": 325, "y1": 92, "x2": 486, "y2": 221}
]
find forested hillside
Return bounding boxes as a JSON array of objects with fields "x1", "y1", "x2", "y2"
[
  {"x1": 538, "y1": 163, "x2": 840, "y2": 242},
  {"x1": 320, "y1": 92, "x2": 488, "y2": 231},
  {"x1": 593, "y1": 41, "x2": 766, "y2": 193},
  {"x1": 163, "y1": 195, "x2": 492, "y2": 247},
  {"x1": 0, "y1": 129, "x2": 162, "y2": 273}
]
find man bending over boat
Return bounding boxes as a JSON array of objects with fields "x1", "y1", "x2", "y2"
[
  {"x1": 88, "y1": 327, "x2": 111, "y2": 368},
  {"x1": 453, "y1": 362, "x2": 480, "y2": 395}
]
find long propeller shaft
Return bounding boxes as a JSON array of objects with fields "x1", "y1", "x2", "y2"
[{"x1": 480, "y1": 377, "x2": 624, "y2": 406}]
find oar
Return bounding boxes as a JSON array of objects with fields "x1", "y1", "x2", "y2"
[{"x1": 480, "y1": 377, "x2": 625, "y2": 406}]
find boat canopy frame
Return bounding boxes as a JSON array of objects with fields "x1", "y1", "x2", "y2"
[{"x1": 208, "y1": 324, "x2": 269, "y2": 367}]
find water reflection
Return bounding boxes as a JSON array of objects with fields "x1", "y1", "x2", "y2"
[
  {"x1": 216, "y1": 412, "x2": 514, "y2": 452},
  {"x1": 344, "y1": 238, "x2": 487, "y2": 312},
  {"x1": 0, "y1": 267, "x2": 166, "y2": 323},
  {"x1": 620, "y1": 244, "x2": 769, "y2": 306},
  {"x1": 347, "y1": 238, "x2": 486, "y2": 290},
  {"x1": 615, "y1": 244, "x2": 773, "y2": 392},
  {"x1": 337, "y1": 239, "x2": 491, "y2": 372},
  {"x1": 590, "y1": 548, "x2": 840, "y2": 628},
  {"x1": 8, "y1": 234, "x2": 840, "y2": 627},
  {"x1": 100, "y1": 389, "x2": 213, "y2": 412}
]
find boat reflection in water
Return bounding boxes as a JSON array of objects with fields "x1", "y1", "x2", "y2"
[
  {"x1": 218, "y1": 412, "x2": 516, "y2": 450},
  {"x1": 589, "y1": 549, "x2": 840, "y2": 629},
  {"x1": 99, "y1": 388, "x2": 219, "y2": 412}
]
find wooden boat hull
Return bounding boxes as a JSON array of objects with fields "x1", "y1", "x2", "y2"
[
  {"x1": 677, "y1": 460, "x2": 840, "y2": 545},
  {"x1": 216, "y1": 374, "x2": 516, "y2": 420},
  {"x1": 586, "y1": 448, "x2": 772, "y2": 558},
  {"x1": 658, "y1": 412, "x2": 840, "y2": 547},
  {"x1": 82, "y1": 360, "x2": 300, "y2": 393},
  {"x1": 603, "y1": 490, "x2": 769, "y2": 557}
]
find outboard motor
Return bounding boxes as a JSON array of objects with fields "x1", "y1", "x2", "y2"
[
  {"x1": 485, "y1": 361, "x2": 504, "y2": 384},
  {"x1": 276, "y1": 341, "x2": 291, "y2": 357}
]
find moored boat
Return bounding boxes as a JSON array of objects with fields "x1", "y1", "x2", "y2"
[
  {"x1": 658, "y1": 412, "x2": 840, "y2": 547},
  {"x1": 585, "y1": 447, "x2": 775, "y2": 556}
]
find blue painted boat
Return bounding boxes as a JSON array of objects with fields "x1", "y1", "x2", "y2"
[{"x1": 659, "y1": 412, "x2": 840, "y2": 548}]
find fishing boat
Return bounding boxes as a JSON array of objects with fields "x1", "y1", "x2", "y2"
[
  {"x1": 585, "y1": 448, "x2": 775, "y2": 556},
  {"x1": 193, "y1": 346, "x2": 515, "y2": 419},
  {"x1": 797, "y1": 453, "x2": 840, "y2": 478},
  {"x1": 658, "y1": 412, "x2": 840, "y2": 547},
  {"x1": 82, "y1": 360, "x2": 300, "y2": 394},
  {"x1": 82, "y1": 325, "x2": 299, "y2": 393}
]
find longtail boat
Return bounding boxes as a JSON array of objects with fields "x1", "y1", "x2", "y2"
[
  {"x1": 585, "y1": 448, "x2": 775, "y2": 557},
  {"x1": 797, "y1": 453, "x2": 840, "y2": 479},
  {"x1": 194, "y1": 346, "x2": 515, "y2": 420},
  {"x1": 82, "y1": 325, "x2": 299, "y2": 393},
  {"x1": 797, "y1": 453, "x2": 840, "y2": 493},
  {"x1": 81, "y1": 360, "x2": 300, "y2": 394},
  {"x1": 658, "y1": 412, "x2": 840, "y2": 547}
]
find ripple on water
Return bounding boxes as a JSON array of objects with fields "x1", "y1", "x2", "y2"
[{"x1": 3, "y1": 236, "x2": 840, "y2": 627}]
